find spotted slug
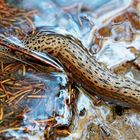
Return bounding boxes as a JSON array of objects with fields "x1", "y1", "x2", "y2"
[{"x1": 1, "y1": 31, "x2": 140, "y2": 110}]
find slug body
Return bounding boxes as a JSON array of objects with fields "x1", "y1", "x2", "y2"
[{"x1": 1, "y1": 31, "x2": 140, "y2": 110}]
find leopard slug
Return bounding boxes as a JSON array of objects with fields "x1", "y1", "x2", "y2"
[{"x1": 1, "y1": 31, "x2": 140, "y2": 110}]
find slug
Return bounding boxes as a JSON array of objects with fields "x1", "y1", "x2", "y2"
[{"x1": 1, "y1": 31, "x2": 140, "y2": 110}]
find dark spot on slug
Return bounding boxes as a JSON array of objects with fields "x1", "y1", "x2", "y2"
[
  {"x1": 99, "y1": 78, "x2": 110, "y2": 85},
  {"x1": 94, "y1": 80, "x2": 98, "y2": 83},
  {"x1": 123, "y1": 86, "x2": 132, "y2": 90},
  {"x1": 95, "y1": 71, "x2": 98, "y2": 74},
  {"x1": 49, "y1": 50, "x2": 54, "y2": 54},
  {"x1": 86, "y1": 69, "x2": 92, "y2": 75},
  {"x1": 115, "y1": 82, "x2": 121, "y2": 85},
  {"x1": 26, "y1": 41, "x2": 29, "y2": 44},
  {"x1": 78, "y1": 62, "x2": 85, "y2": 67},
  {"x1": 114, "y1": 86, "x2": 120, "y2": 88},
  {"x1": 98, "y1": 66, "x2": 105, "y2": 72},
  {"x1": 38, "y1": 40, "x2": 40, "y2": 43},
  {"x1": 78, "y1": 57, "x2": 82, "y2": 61},
  {"x1": 66, "y1": 55, "x2": 69, "y2": 58},
  {"x1": 89, "y1": 66, "x2": 92, "y2": 70},
  {"x1": 45, "y1": 42, "x2": 51, "y2": 45},
  {"x1": 52, "y1": 40, "x2": 56, "y2": 43},
  {"x1": 135, "y1": 89, "x2": 140, "y2": 92},
  {"x1": 87, "y1": 76, "x2": 91, "y2": 79}
]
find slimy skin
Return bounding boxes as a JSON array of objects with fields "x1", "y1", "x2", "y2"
[{"x1": 1, "y1": 31, "x2": 140, "y2": 110}]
